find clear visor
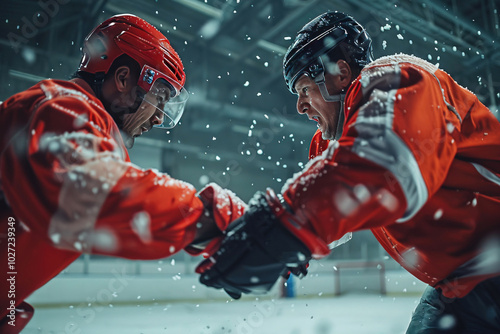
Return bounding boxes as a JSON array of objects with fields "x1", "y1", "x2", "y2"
[
  {"x1": 140, "y1": 79, "x2": 189, "y2": 129},
  {"x1": 137, "y1": 66, "x2": 189, "y2": 129}
]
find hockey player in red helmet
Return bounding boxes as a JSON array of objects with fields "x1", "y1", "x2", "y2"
[
  {"x1": 0, "y1": 14, "x2": 245, "y2": 333},
  {"x1": 76, "y1": 14, "x2": 190, "y2": 147},
  {"x1": 197, "y1": 11, "x2": 500, "y2": 333}
]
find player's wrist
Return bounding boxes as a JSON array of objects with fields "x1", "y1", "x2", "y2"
[
  {"x1": 185, "y1": 183, "x2": 246, "y2": 257},
  {"x1": 185, "y1": 207, "x2": 224, "y2": 257},
  {"x1": 264, "y1": 188, "x2": 330, "y2": 259}
]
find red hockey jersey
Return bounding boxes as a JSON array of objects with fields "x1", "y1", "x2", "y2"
[
  {"x1": 0, "y1": 79, "x2": 244, "y2": 323},
  {"x1": 284, "y1": 54, "x2": 500, "y2": 298}
]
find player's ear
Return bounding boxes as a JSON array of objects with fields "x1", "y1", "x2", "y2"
[
  {"x1": 114, "y1": 66, "x2": 132, "y2": 93},
  {"x1": 337, "y1": 60, "x2": 352, "y2": 90}
]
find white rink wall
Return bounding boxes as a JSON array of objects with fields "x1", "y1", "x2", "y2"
[
  {"x1": 24, "y1": 295, "x2": 422, "y2": 334},
  {"x1": 24, "y1": 256, "x2": 427, "y2": 333},
  {"x1": 26, "y1": 257, "x2": 427, "y2": 306}
]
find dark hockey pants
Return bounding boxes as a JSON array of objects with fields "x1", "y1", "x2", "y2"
[{"x1": 406, "y1": 276, "x2": 500, "y2": 333}]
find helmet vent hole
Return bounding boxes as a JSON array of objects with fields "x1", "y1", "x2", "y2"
[{"x1": 163, "y1": 59, "x2": 182, "y2": 81}]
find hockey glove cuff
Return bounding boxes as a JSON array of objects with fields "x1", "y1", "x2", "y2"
[{"x1": 185, "y1": 183, "x2": 246, "y2": 257}]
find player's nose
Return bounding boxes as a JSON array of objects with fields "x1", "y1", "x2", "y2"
[
  {"x1": 151, "y1": 110, "x2": 164, "y2": 126},
  {"x1": 297, "y1": 97, "x2": 309, "y2": 115}
]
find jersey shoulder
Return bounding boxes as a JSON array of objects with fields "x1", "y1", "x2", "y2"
[{"x1": 36, "y1": 79, "x2": 115, "y2": 133}]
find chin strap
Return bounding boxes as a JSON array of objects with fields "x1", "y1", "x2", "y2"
[
  {"x1": 313, "y1": 72, "x2": 346, "y2": 140},
  {"x1": 334, "y1": 108, "x2": 345, "y2": 140}
]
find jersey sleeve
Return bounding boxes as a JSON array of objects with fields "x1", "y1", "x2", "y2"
[
  {"x1": 308, "y1": 129, "x2": 330, "y2": 160},
  {"x1": 1, "y1": 92, "x2": 204, "y2": 259},
  {"x1": 282, "y1": 61, "x2": 460, "y2": 245}
]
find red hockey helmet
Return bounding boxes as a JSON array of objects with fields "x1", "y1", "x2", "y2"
[{"x1": 79, "y1": 14, "x2": 188, "y2": 128}]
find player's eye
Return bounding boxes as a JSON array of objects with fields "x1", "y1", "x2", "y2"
[{"x1": 154, "y1": 88, "x2": 169, "y2": 105}]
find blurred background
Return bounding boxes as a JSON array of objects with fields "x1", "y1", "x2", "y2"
[{"x1": 1, "y1": 0, "x2": 499, "y2": 332}]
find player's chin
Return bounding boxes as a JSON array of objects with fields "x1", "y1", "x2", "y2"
[
  {"x1": 124, "y1": 135, "x2": 135, "y2": 149},
  {"x1": 320, "y1": 127, "x2": 335, "y2": 141},
  {"x1": 123, "y1": 130, "x2": 141, "y2": 148}
]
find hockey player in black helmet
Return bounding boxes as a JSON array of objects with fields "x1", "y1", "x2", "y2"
[
  {"x1": 283, "y1": 11, "x2": 373, "y2": 140},
  {"x1": 197, "y1": 11, "x2": 500, "y2": 334}
]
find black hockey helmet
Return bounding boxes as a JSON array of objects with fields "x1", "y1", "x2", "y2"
[{"x1": 283, "y1": 11, "x2": 373, "y2": 94}]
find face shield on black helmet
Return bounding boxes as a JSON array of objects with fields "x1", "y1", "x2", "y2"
[
  {"x1": 283, "y1": 11, "x2": 373, "y2": 97},
  {"x1": 137, "y1": 65, "x2": 189, "y2": 129},
  {"x1": 284, "y1": 26, "x2": 348, "y2": 97}
]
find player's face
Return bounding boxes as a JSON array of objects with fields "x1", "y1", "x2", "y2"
[
  {"x1": 122, "y1": 82, "x2": 169, "y2": 146},
  {"x1": 294, "y1": 74, "x2": 341, "y2": 140}
]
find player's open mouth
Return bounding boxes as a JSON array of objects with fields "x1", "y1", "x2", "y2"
[{"x1": 311, "y1": 116, "x2": 320, "y2": 123}]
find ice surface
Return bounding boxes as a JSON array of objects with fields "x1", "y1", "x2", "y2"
[{"x1": 23, "y1": 294, "x2": 419, "y2": 334}]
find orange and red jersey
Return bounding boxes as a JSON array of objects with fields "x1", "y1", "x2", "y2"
[
  {"x1": 0, "y1": 79, "x2": 244, "y2": 323},
  {"x1": 283, "y1": 54, "x2": 500, "y2": 298}
]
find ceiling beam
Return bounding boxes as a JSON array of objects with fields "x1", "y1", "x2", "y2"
[
  {"x1": 170, "y1": 0, "x2": 223, "y2": 19},
  {"x1": 234, "y1": 0, "x2": 321, "y2": 62},
  {"x1": 421, "y1": 0, "x2": 496, "y2": 46},
  {"x1": 204, "y1": 0, "x2": 257, "y2": 42},
  {"x1": 0, "y1": 38, "x2": 76, "y2": 64},
  {"x1": 8, "y1": 69, "x2": 47, "y2": 82}
]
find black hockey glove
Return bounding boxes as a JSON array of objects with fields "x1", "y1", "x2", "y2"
[{"x1": 196, "y1": 190, "x2": 312, "y2": 299}]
